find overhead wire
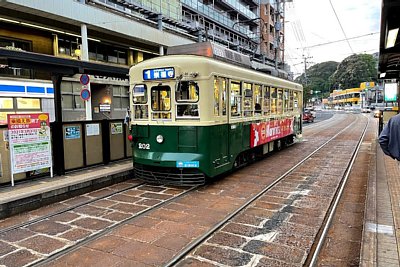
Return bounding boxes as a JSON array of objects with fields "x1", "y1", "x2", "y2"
[{"x1": 329, "y1": 0, "x2": 354, "y2": 54}]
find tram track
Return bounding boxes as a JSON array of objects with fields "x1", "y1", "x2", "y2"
[
  {"x1": 167, "y1": 114, "x2": 368, "y2": 266},
  {"x1": 0, "y1": 113, "x2": 370, "y2": 267},
  {"x1": 33, "y1": 184, "x2": 199, "y2": 267},
  {"x1": 0, "y1": 181, "x2": 146, "y2": 235}
]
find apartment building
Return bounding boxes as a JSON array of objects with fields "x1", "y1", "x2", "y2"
[{"x1": 0, "y1": 0, "x2": 286, "y2": 122}]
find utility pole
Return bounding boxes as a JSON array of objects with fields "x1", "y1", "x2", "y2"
[{"x1": 303, "y1": 54, "x2": 313, "y2": 85}]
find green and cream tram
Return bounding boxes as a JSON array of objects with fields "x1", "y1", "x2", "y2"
[{"x1": 128, "y1": 42, "x2": 303, "y2": 185}]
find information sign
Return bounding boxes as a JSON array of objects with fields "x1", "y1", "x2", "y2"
[
  {"x1": 80, "y1": 74, "x2": 90, "y2": 85},
  {"x1": 7, "y1": 113, "x2": 52, "y2": 186},
  {"x1": 143, "y1": 67, "x2": 175, "y2": 80},
  {"x1": 80, "y1": 88, "x2": 91, "y2": 101}
]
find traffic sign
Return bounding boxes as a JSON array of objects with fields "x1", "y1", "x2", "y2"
[
  {"x1": 80, "y1": 74, "x2": 90, "y2": 85},
  {"x1": 80, "y1": 88, "x2": 91, "y2": 101}
]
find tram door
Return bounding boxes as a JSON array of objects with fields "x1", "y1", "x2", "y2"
[
  {"x1": 212, "y1": 77, "x2": 230, "y2": 166},
  {"x1": 227, "y1": 80, "x2": 243, "y2": 160}
]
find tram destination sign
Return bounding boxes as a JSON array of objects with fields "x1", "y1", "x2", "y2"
[{"x1": 143, "y1": 67, "x2": 175, "y2": 80}]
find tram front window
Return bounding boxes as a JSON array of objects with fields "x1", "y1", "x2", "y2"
[
  {"x1": 132, "y1": 84, "x2": 148, "y2": 119},
  {"x1": 176, "y1": 80, "x2": 199, "y2": 119},
  {"x1": 151, "y1": 85, "x2": 171, "y2": 119}
]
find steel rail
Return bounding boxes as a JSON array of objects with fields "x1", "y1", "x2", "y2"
[
  {"x1": 31, "y1": 185, "x2": 199, "y2": 267},
  {"x1": 164, "y1": 115, "x2": 362, "y2": 267},
  {"x1": 308, "y1": 116, "x2": 370, "y2": 266},
  {"x1": 0, "y1": 181, "x2": 146, "y2": 235}
]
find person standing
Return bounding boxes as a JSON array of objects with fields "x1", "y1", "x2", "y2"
[{"x1": 378, "y1": 113, "x2": 400, "y2": 161}]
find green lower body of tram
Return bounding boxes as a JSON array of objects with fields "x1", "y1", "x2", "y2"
[{"x1": 131, "y1": 116, "x2": 301, "y2": 185}]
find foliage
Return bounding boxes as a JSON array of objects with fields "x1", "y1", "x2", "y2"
[
  {"x1": 329, "y1": 54, "x2": 377, "y2": 89},
  {"x1": 295, "y1": 61, "x2": 339, "y2": 101},
  {"x1": 294, "y1": 53, "x2": 378, "y2": 103}
]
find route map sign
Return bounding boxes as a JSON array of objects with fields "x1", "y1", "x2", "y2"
[{"x1": 7, "y1": 113, "x2": 53, "y2": 186}]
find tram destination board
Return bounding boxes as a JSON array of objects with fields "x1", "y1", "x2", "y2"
[{"x1": 143, "y1": 67, "x2": 174, "y2": 80}]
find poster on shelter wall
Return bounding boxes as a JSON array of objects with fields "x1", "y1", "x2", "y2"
[
  {"x1": 111, "y1": 122, "x2": 123, "y2": 135},
  {"x1": 65, "y1": 126, "x2": 81, "y2": 139},
  {"x1": 7, "y1": 113, "x2": 52, "y2": 176}
]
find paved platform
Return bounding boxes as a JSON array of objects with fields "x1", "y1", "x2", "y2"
[
  {"x1": 361, "y1": 141, "x2": 400, "y2": 266},
  {"x1": 0, "y1": 159, "x2": 133, "y2": 219}
]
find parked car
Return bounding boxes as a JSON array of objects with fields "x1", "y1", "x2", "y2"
[
  {"x1": 303, "y1": 111, "x2": 315, "y2": 123},
  {"x1": 361, "y1": 107, "x2": 371, "y2": 113}
]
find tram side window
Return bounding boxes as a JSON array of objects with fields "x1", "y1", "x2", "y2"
[
  {"x1": 230, "y1": 81, "x2": 241, "y2": 117},
  {"x1": 263, "y1": 86, "x2": 270, "y2": 115},
  {"x1": 270, "y1": 87, "x2": 277, "y2": 114},
  {"x1": 243, "y1": 82, "x2": 253, "y2": 117},
  {"x1": 176, "y1": 80, "x2": 199, "y2": 118},
  {"x1": 151, "y1": 85, "x2": 171, "y2": 119},
  {"x1": 293, "y1": 91, "x2": 299, "y2": 110},
  {"x1": 213, "y1": 78, "x2": 219, "y2": 116},
  {"x1": 132, "y1": 84, "x2": 148, "y2": 119},
  {"x1": 277, "y1": 89, "x2": 283, "y2": 114},
  {"x1": 254, "y1": 84, "x2": 262, "y2": 115},
  {"x1": 283, "y1": 89, "x2": 289, "y2": 112},
  {"x1": 221, "y1": 78, "x2": 227, "y2": 116},
  {"x1": 289, "y1": 90, "x2": 294, "y2": 111}
]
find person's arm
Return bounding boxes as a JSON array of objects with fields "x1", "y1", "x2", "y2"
[{"x1": 379, "y1": 119, "x2": 394, "y2": 158}]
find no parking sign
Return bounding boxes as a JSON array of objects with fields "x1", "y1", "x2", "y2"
[{"x1": 80, "y1": 74, "x2": 90, "y2": 85}]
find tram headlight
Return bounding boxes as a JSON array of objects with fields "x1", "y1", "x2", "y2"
[{"x1": 156, "y1": 135, "x2": 164, "y2": 144}]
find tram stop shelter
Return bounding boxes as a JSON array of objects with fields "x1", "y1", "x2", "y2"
[{"x1": 0, "y1": 48, "x2": 130, "y2": 182}]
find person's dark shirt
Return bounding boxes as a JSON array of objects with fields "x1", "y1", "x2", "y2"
[{"x1": 379, "y1": 113, "x2": 400, "y2": 161}]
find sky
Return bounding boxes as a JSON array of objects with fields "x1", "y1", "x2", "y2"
[{"x1": 284, "y1": 0, "x2": 381, "y2": 76}]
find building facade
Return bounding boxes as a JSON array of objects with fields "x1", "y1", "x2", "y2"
[{"x1": 0, "y1": 0, "x2": 286, "y2": 123}]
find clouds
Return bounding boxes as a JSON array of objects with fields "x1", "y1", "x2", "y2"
[{"x1": 284, "y1": 0, "x2": 381, "y2": 75}]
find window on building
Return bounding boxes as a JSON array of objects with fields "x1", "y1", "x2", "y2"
[
  {"x1": 61, "y1": 81, "x2": 84, "y2": 110},
  {"x1": 113, "y1": 86, "x2": 129, "y2": 109}
]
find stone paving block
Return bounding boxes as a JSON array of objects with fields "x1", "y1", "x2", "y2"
[
  {"x1": 107, "y1": 194, "x2": 141, "y2": 203},
  {"x1": 128, "y1": 216, "x2": 161, "y2": 228},
  {"x1": 221, "y1": 222, "x2": 260, "y2": 237},
  {"x1": 175, "y1": 257, "x2": 218, "y2": 267},
  {"x1": 0, "y1": 240, "x2": 16, "y2": 255},
  {"x1": 112, "y1": 239, "x2": 175, "y2": 266},
  {"x1": 26, "y1": 220, "x2": 72, "y2": 235},
  {"x1": 206, "y1": 232, "x2": 248, "y2": 248},
  {"x1": 153, "y1": 233, "x2": 191, "y2": 252},
  {"x1": 86, "y1": 235, "x2": 129, "y2": 253},
  {"x1": 243, "y1": 240, "x2": 305, "y2": 264},
  {"x1": 109, "y1": 203, "x2": 147, "y2": 214},
  {"x1": 193, "y1": 244, "x2": 252, "y2": 266},
  {"x1": 73, "y1": 205, "x2": 111, "y2": 217},
  {"x1": 52, "y1": 211, "x2": 81, "y2": 222},
  {"x1": 256, "y1": 256, "x2": 299, "y2": 267},
  {"x1": 71, "y1": 217, "x2": 113, "y2": 231},
  {"x1": 0, "y1": 249, "x2": 40, "y2": 267},
  {"x1": 0, "y1": 228, "x2": 33, "y2": 242},
  {"x1": 139, "y1": 192, "x2": 172, "y2": 200},
  {"x1": 102, "y1": 211, "x2": 132, "y2": 221},
  {"x1": 17, "y1": 234, "x2": 67, "y2": 254},
  {"x1": 59, "y1": 228, "x2": 92, "y2": 242}
]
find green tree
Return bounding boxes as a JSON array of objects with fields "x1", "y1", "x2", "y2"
[
  {"x1": 295, "y1": 61, "x2": 339, "y2": 103},
  {"x1": 329, "y1": 54, "x2": 377, "y2": 89}
]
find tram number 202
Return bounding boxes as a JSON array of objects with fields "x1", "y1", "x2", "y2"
[{"x1": 138, "y1": 143, "x2": 150, "y2": 150}]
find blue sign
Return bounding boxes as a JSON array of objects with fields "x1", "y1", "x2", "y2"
[
  {"x1": 143, "y1": 67, "x2": 175, "y2": 80},
  {"x1": 80, "y1": 88, "x2": 91, "y2": 101},
  {"x1": 80, "y1": 74, "x2": 90, "y2": 85},
  {"x1": 176, "y1": 161, "x2": 200, "y2": 168}
]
